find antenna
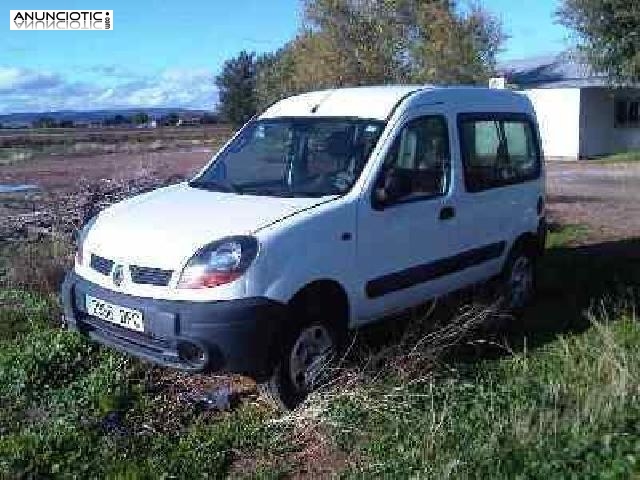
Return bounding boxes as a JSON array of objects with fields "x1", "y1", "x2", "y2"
[{"x1": 310, "y1": 90, "x2": 334, "y2": 114}]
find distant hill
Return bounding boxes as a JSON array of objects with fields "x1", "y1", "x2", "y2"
[{"x1": 0, "y1": 108, "x2": 216, "y2": 127}]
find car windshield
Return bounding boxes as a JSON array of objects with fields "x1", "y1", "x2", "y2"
[{"x1": 191, "y1": 118, "x2": 386, "y2": 197}]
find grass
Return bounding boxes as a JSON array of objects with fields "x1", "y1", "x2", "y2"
[
  {"x1": 0, "y1": 225, "x2": 638, "y2": 478},
  {"x1": 592, "y1": 150, "x2": 640, "y2": 164},
  {"x1": 319, "y1": 301, "x2": 639, "y2": 478},
  {"x1": 0, "y1": 290, "x2": 285, "y2": 478}
]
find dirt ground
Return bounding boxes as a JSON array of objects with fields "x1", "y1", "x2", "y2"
[
  {"x1": 546, "y1": 161, "x2": 640, "y2": 242},
  {"x1": 0, "y1": 148, "x2": 211, "y2": 191}
]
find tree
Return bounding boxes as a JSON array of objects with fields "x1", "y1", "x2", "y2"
[
  {"x1": 557, "y1": 0, "x2": 640, "y2": 83},
  {"x1": 164, "y1": 112, "x2": 180, "y2": 126},
  {"x1": 32, "y1": 117, "x2": 56, "y2": 129},
  {"x1": 255, "y1": 47, "x2": 299, "y2": 110},
  {"x1": 253, "y1": 0, "x2": 505, "y2": 106},
  {"x1": 132, "y1": 112, "x2": 149, "y2": 125},
  {"x1": 107, "y1": 114, "x2": 130, "y2": 126},
  {"x1": 408, "y1": 2, "x2": 505, "y2": 84},
  {"x1": 215, "y1": 50, "x2": 258, "y2": 126},
  {"x1": 200, "y1": 112, "x2": 219, "y2": 124}
]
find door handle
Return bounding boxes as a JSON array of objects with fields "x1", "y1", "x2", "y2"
[{"x1": 439, "y1": 206, "x2": 455, "y2": 220}]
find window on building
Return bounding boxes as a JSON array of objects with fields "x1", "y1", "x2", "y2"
[
  {"x1": 629, "y1": 101, "x2": 639, "y2": 124},
  {"x1": 459, "y1": 114, "x2": 541, "y2": 192},
  {"x1": 615, "y1": 98, "x2": 640, "y2": 128}
]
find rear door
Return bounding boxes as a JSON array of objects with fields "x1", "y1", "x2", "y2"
[{"x1": 455, "y1": 112, "x2": 543, "y2": 278}]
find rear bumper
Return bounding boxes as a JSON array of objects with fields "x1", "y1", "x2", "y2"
[{"x1": 61, "y1": 271, "x2": 287, "y2": 381}]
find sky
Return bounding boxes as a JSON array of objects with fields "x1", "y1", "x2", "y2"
[{"x1": 0, "y1": 0, "x2": 571, "y2": 114}]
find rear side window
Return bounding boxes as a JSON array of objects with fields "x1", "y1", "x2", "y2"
[{"x1": 459, "y1": 114, "x2": 541, "y2": 192}]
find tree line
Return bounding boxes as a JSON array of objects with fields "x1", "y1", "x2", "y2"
[
  {"x1": 22, "y1": 112, "x2": 219, "y2": 129},
  {"x1": 216, "y1": 0, "x2": 640, "y2": 126}
]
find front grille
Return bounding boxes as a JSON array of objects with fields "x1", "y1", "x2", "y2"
[
  {"x1": 130, "y1": 265, "x2": 173, "y2": 286},
  {"x1": 90, "y1": 254, "x2": 113, "y2": 275}
]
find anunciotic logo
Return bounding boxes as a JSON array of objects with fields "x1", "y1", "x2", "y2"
[{"x1": 10, "y1": 10, "x2": 113, "y2": 30}]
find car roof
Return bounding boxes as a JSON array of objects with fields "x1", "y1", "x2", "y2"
[{"x1": 259, "y1": 85, "x2": 532, "y2": 121}]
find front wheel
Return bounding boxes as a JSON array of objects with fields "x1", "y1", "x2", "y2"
[{"x1": 259, "y1": 322, "x2": 339, "y2": 410}]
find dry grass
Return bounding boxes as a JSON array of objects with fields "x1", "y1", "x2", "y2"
[
  {"x1": 1, "y1": 236, "x2": 73, "y2": 294},
  {"x1": 266, "y1": 289, "x2": 640, "y2": 478}
]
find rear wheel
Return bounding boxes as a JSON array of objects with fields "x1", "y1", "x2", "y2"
[{"x1": 502, "y1": 247, "x2": 536, "y2": 313}]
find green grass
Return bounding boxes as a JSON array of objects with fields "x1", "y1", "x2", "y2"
[
  {"x1": 0, "y1": 290, "x2": 285, "y2": 479},
  {"x1": 324, "y1": 305, "x2": 639, "y2": 478},
  {"x1": 592, "y1": 150, "x2": 640, "y2": 164},
  {"x1": 545, "y1": 222, "x2": 591, "y2": 248},
  {"x1": 0, "y1": 225, "x2": 639, "y2": 478}
]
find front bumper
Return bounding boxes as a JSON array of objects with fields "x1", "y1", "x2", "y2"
[{"x1": 61, "y1": 271, "x2": 287, "y2": 380}]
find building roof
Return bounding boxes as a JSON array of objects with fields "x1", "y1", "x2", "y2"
[{"x1": 498, "y1": 52, "x2": 609, "y2": 89}]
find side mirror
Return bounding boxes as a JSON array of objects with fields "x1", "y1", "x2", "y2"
[{"x1": 373, "y1": 168, "x2": 410, "y2": 209}]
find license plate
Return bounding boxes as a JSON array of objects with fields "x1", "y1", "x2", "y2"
[{"x1": 86, "y1": 295, "x2": 144, "y2": 332}]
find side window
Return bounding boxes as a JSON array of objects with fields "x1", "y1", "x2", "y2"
[
  {"x1": 459, "y1": 115, "x2": 540, "y2": 192},
  {"x1": 378, "y1": 115, "x2": 450, "y2": 203},
  {"x1": 615, "y1": 98, "x2": 640, "y2": 128}
]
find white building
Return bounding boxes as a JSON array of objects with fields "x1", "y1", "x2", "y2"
[{"x1": 500, "y1": 53, "x2": 640, "y2": 160}]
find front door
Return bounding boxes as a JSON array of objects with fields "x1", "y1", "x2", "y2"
[{"x1": 355, "y1": 108, "x2": 465, "y2": 324}]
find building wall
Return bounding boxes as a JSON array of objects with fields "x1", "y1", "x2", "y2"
[
  {"x1": 578, "y1": 87, "x2": 613, "y2": 157},
  {"x1": 581, "y1": 87, "x2": 640, "y2": 157},
  {"x1": 523, "y1": 88, "x2": 582, "y2": 160}
]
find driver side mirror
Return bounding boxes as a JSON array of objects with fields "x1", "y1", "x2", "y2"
[{"x1": 373, "y1": 168, "x2": 411, "y2": 209}]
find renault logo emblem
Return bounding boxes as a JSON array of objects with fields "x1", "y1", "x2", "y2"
[{"x1": 112, "y1": 264, "x2": 125, "y2": 286}]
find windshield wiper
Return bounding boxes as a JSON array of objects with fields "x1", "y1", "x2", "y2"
[
  {"x1": 238, "y1": 187, "x2": 295, "y2": 197},
  {"x1": 189, "y1": 179, "x2": 241, "y2": 194},
  {"x1": 239, "y1": 187, "x2": 339, "y2": 198}
]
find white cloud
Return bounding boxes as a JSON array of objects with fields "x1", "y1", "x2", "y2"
[
  {"x1": 0, "y1": 67, "x2": 61, "y2": 93},
  {"x1": 0, "y1": 66, "x2": 217, "y2": 113}
]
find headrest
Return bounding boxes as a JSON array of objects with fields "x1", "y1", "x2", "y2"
[{"x1": 325, "y1": 130, "x2": 353, "y2": 158}]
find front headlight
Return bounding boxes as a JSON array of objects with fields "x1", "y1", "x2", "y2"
[{"x1": 177, "y1": 236, "x2": 258, "y2": 289}]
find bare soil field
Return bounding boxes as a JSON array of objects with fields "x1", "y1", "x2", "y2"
[
  {"x1": 0, "y1": 125, "x2": 231, "y2": 165},
  {"x1": 0, "y1": 148, "x2": 211, "y2": 191},
  {"x1": 0, "y1": 133, "x2": 220, "y2": 243}
]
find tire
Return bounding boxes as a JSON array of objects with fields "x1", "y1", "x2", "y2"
[
  {"x1": 259, "y1": 288, "x2": 347, "y2": 411},
  {"x1": 501, "y1": 245, "x2": 537, "y2": 314}
]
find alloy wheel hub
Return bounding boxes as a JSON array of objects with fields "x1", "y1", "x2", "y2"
[{"x1": 289, "y1": 325, "x2": 334, "y2": 392}]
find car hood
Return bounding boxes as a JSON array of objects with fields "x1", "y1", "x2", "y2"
[{"x1": 84, "y1": 183, "x2": 331, "y2": 269}]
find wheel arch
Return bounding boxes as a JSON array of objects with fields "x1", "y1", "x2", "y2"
[
  {"x1": 511, "y1": 231, "x2": 541, "y2": 257},
  {"x1": 287, "y1": 279, "x2": 350, "y2": 332},
  {"x1": 502, "y1": 231, "x2": 541, "y2": 275}
]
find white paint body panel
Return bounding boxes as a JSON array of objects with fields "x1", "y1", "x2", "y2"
[
  {"x1": 260, "y1": 86, "x2": 424, "y2": 121},
  {"x1": 75, "y1": 86, "x2": 544, "y2": 327}
]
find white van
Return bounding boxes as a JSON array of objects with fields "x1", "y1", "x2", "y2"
[{"x1": 62, "y1": 86, "x2": 546, "y2": 408}]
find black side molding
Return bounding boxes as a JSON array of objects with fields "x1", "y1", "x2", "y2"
[{"x1": 366, "y1": 241, "x2": 506, "y2": 298}]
